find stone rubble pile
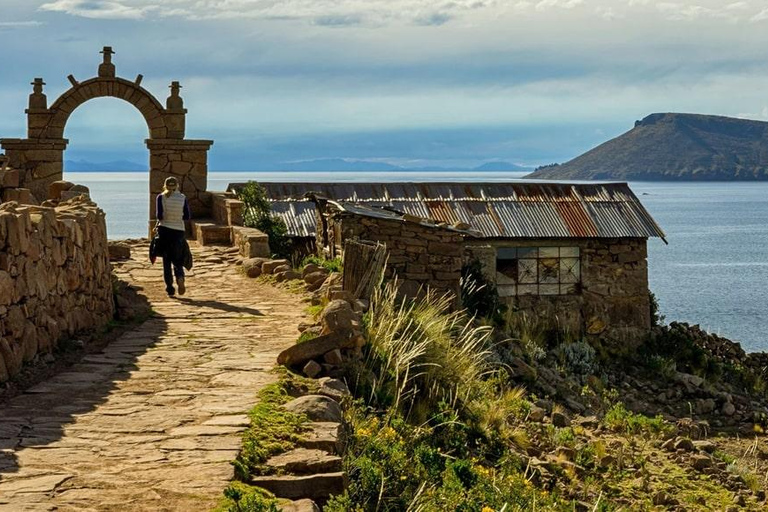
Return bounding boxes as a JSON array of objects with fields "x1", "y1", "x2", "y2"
[{"x1": 0, "y1": 191, "x2": 113, "y2": 383}]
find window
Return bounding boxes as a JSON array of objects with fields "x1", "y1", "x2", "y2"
[{"x1": 495, "y1": 247, "x2": 580, "y2": 296}]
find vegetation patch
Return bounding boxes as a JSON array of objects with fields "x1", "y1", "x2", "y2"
[
  {"x1": 302, "y1": 254, "x2": 343, "y2": 273},
  {"x1": 232, "y1": 369, "x2": 314, "y2": 480}
]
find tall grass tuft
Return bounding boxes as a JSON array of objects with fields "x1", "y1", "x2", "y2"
[{"x1": 364, "y1": 279, "x2": 495, "y2": 423}]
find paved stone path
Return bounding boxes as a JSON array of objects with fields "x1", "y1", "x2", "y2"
[{"x1": 0, "y1": 241, "x2": 307, "y2": 511}]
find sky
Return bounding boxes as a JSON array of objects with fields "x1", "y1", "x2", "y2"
[{"x1": 2, "y1": 0, "x2": 768, "y2": 170}]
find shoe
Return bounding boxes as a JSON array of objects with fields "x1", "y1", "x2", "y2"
[
  {"x1": 167, "y1": 287, "x2": 175, "y2": 297},
  {"x1": 177, "y1": 278, "x2": 186, "y2": 295}
]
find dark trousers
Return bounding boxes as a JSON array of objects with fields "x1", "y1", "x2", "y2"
[{"x1": 158, "y1": 226, "x2": 185, "y2": 293}]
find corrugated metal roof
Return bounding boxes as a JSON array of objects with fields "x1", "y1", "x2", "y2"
[{"x1": 229, "y1": 182, "x2": 666, "y2": 241}]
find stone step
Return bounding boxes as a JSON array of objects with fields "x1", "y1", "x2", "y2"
[
  {"x1": 190, "y1": 219, "x2": 232, "y2": 246},
  {"x1": 265, "y1": 448, "x2": 342, "y2": 475},
  {"x1": 298, "y1": 422, "x2": 345, "y2": 454},
  {"x1": 279, "y1": 499, "x2": 320, "y2": 512},
  {"x1": 250, "y1": 472, "x2": 347, "y2": 501}
]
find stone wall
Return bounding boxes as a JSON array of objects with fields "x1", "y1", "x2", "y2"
[
  {"x1": 325, "y1": 212, "x2": 464, "y2": 301},
  {"x1": 466, "y1": 238, "x2": 651, "y2": 347},
  {"x1": 0, "y1": 195, "x2": 114, "y2": 383}
]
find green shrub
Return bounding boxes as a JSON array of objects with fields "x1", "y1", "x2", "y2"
[
  {"x1": 233, "y1": 371, "x2": 310, "y2": 480},
  {"x1": 216, "y1": 482, "x2": 279, "y2": 512},
  {"x1": 603, "y1": 403, "x2": 669, "y2": 437},
  {"x1": 238, "y1": 181, "x2": 291, "y2": 259},
  {"x1": 302, "y1": 255, "x2": 343, "y2": 273}
]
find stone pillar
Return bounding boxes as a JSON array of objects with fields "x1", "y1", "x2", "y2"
[
  {"x1": 0, "y1": 138, "x2": 67, "y2": 201},
  {"x1": 164, "y1": 81, "x2": 187, "y2": 140},
  {"x1": 26, "y1": 78, "x2": 55, "y2": 139},
  {"x1": 146, "y1": 139, "x2": 213, "y2": 230}
]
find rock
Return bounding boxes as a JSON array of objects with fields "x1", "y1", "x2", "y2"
[
  {"x1": 303, "y1": 360, "x2": 322, "y2": 378},
  {"x1": 299, "y1": 422, "x2": 345, "y2": 454},
  {"x1": 265, "y1": 448, "x2": 342, "y2": 474},
  {"x1": 48, "y1": 180, "x2": 74, "y2": 200},
  {"x1": 508, "y1": 357, "x2": 537, "y2": 381},
  {"x1": 674, "y1": 438, "x2": 695, "y2": 452},
  {"x1": 323, "y1": 349, "x2": 343, "y2": 366},
  {"x1": 328, "y1": 290, "x2": 354, "y2": 302},
  {"x1": 722, "y1": 401, "x2": 736, "y2": 416},
  {"x1": 352, "y1": 299, "x2": 369, "y2": 313},
  {"x1": 277, "y1": 331, "x2": 355, "y2": 367},
  {"x1": 598, "y1": 455, "x2": 616, "y2": 468},
  {"x1": 280, "y1": 499, "x2": 321, "y2": 512},
  {"x1": 661, "y1": 438, "x2": 676, "y2": 451},
  {"x1": 283, "y1": 395, "x2": 343, "y2": 423},
  {"x1": 551, "y1": 411, "x2": 571, "y2": 428},
  {"x1": 565, "y1": 399, "x2": 586, "y2": 414},
  {"x1": 693, "y1": 440, "x2": 717, "y2": 453},
  {"x1": 529, "y1": 406, "x2": 546, "y2": 422},
  {"x1": 242, "y1": 257, "x2": 268, "y2": 278},
  {"x1": 316, "y1": 377, "x2": 351, "y2": 402},
  {"x1": 319, "y1": 300, "x2": 358, "y2": 335},
  {"x1": 653, "y1": 491, "x2": 673, "y2": 506},
  {"x1": 696, "y1": 398, "x2": 716, "y2": 415},
  {"x1": 304, "y1": 271, "x2": 329, "y2": 285},
  {"x1": 262, "y1": 259, "x2": 291, "y2": 274},
  {"x1": 276, "y1": 270, "x2": 301, "y2": 282},
  {"x1": 302, "y1": 263, "x2": 322, "y2": 278},
  {"x1": 107, "y1": 241, "x2": 131, "y2": 261},
  {"x1": 250, "y1": 472, "x2": 347, "y2": 501},
  {"x1": 575, "y1": 416, "x2": 599, "y2": 429},
  {"x1": 691, "y1": 454, "x2": 712, "y2": 471}
]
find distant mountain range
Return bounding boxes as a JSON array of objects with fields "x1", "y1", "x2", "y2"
[
  {"x1": 528, "y1": 113, "x2": 768, "y2": 181},
  {"x1": 65, "y1": 157, "x2": 532, "y2": 173},
  {"x1": 66, "y1": 159, "x2": 148, "y2": 171}
]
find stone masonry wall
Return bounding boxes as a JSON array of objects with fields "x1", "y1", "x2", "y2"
[
  {"x1": 0, "y1": 195, "x2": 114, "y2": 383},
  {"x1": 466, "y1": 238, "x2": 651, "y2": 347},
  {"x1": 328, "y1": 213, "x2": 464, "y2": 301}
]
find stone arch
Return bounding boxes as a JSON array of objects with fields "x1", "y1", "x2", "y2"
[
  {"x1": 0, "y1": 47, "x2": 212, "y2": 231},
  {"x1": 44, "y1": 77, "x2": 169, "y2": 140}
]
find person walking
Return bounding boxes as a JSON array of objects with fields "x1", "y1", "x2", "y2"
[{"x1": 155, "y1": 177, "x2": 191, "y2": 297}]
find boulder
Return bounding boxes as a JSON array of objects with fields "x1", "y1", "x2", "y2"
[
  {"x1": 319, "y1": 300, "x2": 358, "y2": 335},
  {"x1": 722, "y1": 401, "x2": 736, "y2": 416},
  {"x1": 303, "y1": 360, "x2": 322, "y2": 378},
  {"x1": 323, "y1": 349, "x2": 343, "y2": 366},
  {"x1": 528, "y1": 406, "x2": 546, "y2": 422},
  {"x1": 301, "y1": 263, "x2": 322, "y2": 278},
  {"x1": 262, "y1": 259, "x2": 291, "y2": 274},
  {"x1": 304, "y1": 271, "x2": 329, "y2": 285},
  {"x1": 674, "y1": 438, "x2": 695, "y2": 452},
  {"x1": 243, "y1": 257, "x2": 268, "y2": 278},
  {"x1": 48, "y1": 180, "x2": 74, "y2": 200},
  {"x1": 107, "y1": 241, "x2": 131, "y2": 261},
  {"x1": 276, "y1": 270, "x2": 301, "y2": 282},
  {"x1": 316, "y1": 377, "x2": 351, "y2": 402},
  {"x1": 284, "y1": 395, "x2": 343, "y2": 423},
  {"x1": 691, "y1": 454, "x2": 712, "y2": 471},
  {"x1": 551, "y1": 411, "x2": 571, "y2": 428},
  {"x1": 277, "y1": 331, "x2": 355, "y2": 367}
]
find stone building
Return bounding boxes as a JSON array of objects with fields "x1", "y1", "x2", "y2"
[{"x1": 237, "y1": 181, "x2": 666, "y2": 345}]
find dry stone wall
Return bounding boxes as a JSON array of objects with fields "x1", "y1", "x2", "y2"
[
  {"x1": 327, "y1": 213, "x2": 464, "y2": 301},
  {"x1": 0, "y1": 195, "x2": 113, "y2": 383}
]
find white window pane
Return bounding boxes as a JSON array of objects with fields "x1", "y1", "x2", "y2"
[
  {"x1": 518, "y1": 284, "x2": 538, "y2": 295},
  {"x1": 518, "y1": 259, "x2": 537, "y2": 283},
  {"x1": 540, "y1": 284, "x2": 559, "y2": 295},
  {"x1": 560, "y1": 258, "x2": 580, "y2": 283},
  {"x1": 560, "y1": 247, "x2": 580, "y2": 257},
  {"x1": 498, "y1": 284, "x2": 516, "y2": 297},
  {"x1": 538, "y1": 258, "x2": 559, "y2": 284}
]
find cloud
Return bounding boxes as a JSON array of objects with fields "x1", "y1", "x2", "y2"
[
  {"x1": 39, "y1": 0, "x2": 154, "y2": 20},
  {"x1": 0, "y1": 21, "x2": 44, "y2": 29},
  {"x1": 751, "y1": 8, "x2": 768, "y2": 22}
]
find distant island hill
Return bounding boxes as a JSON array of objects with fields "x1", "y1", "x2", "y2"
[{"x1": 529, "y1": 113, "x2": 768, "y2": 181}]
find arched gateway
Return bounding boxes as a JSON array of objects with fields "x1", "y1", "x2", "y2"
[{"x1": 0, "y1": 47, "x2": 213, "y2": 230}]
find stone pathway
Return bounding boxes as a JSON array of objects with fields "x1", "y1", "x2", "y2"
[{"x1": 0, "y1": 241, "x2": 307, "y2": 511}]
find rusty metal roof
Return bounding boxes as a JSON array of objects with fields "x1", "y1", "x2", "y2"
[{"x1": 229, "y1": 182, "x2": 666, "y2": 241}]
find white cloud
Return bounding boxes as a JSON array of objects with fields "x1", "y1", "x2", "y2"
[
  {"x1": 0, "y1": 20, "x2": 44, "y2": 28},
  {"x1": 39, "y1": 0, "x2": 154, "y2": 20},
  {"x1": 751, "y1": 8, "x2": 768, "y2": 22}
]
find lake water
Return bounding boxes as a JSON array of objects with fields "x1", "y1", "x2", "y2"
[{"x1": 66, "y1": 171, "x2": 768, "y2": 352}]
